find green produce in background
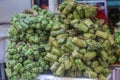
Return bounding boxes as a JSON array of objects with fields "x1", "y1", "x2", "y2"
[{"x1": 114, "y1": 24, "x2": 120, "y2": 63}]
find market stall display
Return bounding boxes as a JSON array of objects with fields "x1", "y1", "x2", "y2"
[{"x1": 5, "y1": 0, "x2": 118, "y2": 80}]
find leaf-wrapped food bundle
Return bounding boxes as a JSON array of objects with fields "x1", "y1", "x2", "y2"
[
  {"x1": 73, "y1": 10, "x2": 80, "y2": 19},
  {"x1": 83, "y1": 52, "x2": 96, "y2": 61},
  {"x1": 5, "y1": 68, "x2": 12, "y2": 78},
  {"x1": 98, "y1": 74, "x2": 106, "y2": 80},
  {"x1": 44, "y1": 53, "x2": 58, "y2": 62},
  {"x1": 96, "y1": 30, "x2": 108, "y2": 39},
  {"x1": 72, "y1": 37, "x2": 86, "y2": 48},
  {"x1": 72, "y1": 50, "x2": 83, "y2": 59},
  {"x1": 77, "y1": 5, "x2": 84, "y2": 18},
  {"x1": 74, "y1": 22, "x2": 89, "y2": 33},
  {"x1": 75, "y1": 59, "x2": 84, "y2": 71},
  {"x1": 55, "y1": 63, "x2": 65, "y2": 76},
  {"x1": 94, "y1": 66, "x2": 104, "y2": 73},
  {"x1": 84, "y1": 19, "x2": 93, "y2": 27},
  {"x1": 50, "y1": 61, "x2": 60, "y2": 72},
  {"x1": 14, "y1": 63, "x2": 22, "y2": 71},
  {"x1": 83, "y1": 70, "x2": 97, "y2": 78}
]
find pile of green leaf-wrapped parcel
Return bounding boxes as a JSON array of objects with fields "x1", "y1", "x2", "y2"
[
  {"x1": 6, "y1": 0, "x2": 117, "y2": 80},
  {"x1": 45, "y1": 0, "x2": 116, "y2": 79},
  {"x1": 6, "y1": 6, "x2": 54, "y2": 80}
]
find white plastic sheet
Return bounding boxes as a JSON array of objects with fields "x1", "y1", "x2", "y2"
[{"x1": 37, "y1": 74, "x2": 97, "y2": 80}]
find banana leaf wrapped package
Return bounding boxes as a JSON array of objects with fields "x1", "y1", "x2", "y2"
[
  {"x1": 83, "y1": 70, "x2": 97, "y2": 78},
  {"x1": 72, "y1": 37, "x2": 87, "y2": 48},
  {"x1": 74, "y1": 22, "x2": 89, "y2": 33},
  {"x1": 51, "y1": 29, "x2": 65, "y2": 37},
  {"x1": 50, "y1": 61, "x2": 60, "y2": 72},
  {"x1": 14, "y1": 63, "x2": 22, "y2": 71},
  {"x1": 75, "y1": 59, "x2": 84, "y2": 71},
  {"x1": 44, "y1": 53, "x2": 58, "y2": 62},
  {"x1": 72, "y1": 50, "x2": 83, "y2": 59},
  {"x1": 94, "y1": 66, "x2": 104, "y2": 73},
  {"x1": 5, "y1": 68, "x2": 12, "y2": 78},
  {"x1": 96, "y1": 30, "x2": 108, "y2": 39},
  {"x1": 84, "y1": 19, "x2": 94, "y2": 27},
  {"x1": 108, "y1": 34, "x2": 115, "y2": 45},
  {"x1": 98, "y1": 74, "x2": 106, "y2": 80},
  {"x1": 86, "y1": 40, "x2": 103, "y2": 50},
  {"x1": 67, "y1": 13, "x2": 74, "y2": 19},
  {"x1": 62, "y1": 5, "x2": 72, "y2": 15},
  {"x1": 91, "y1": 61, "x2": 99, "y2": 68},
  {"x1": 73, "y1": 10, "x2": 80, "y2": 19},
  {"x1": 70, "y1": 19, "x2": 79, "y2": 26},
  {"x1": 84, "y1": 5, "x2": 93, "y2": 18},
  {"x1": 55, "y1": 63, "x2": 65, "y2": 76},
  {"x1": 64, "y1": 59, "x2": 72, "y2": 69},
  {"x1": 77, "y1": 5, "x2": 84, "y2": 18},
  {"x1": 83, "y1": 52, "x2": 96, "y2": 61},
  {"x1": 83, "y1": 33, "x2": 95, "y2": 39},
  {"x1": 65, "y1": 38, "x2": 80, "y2": 51},
  {"x1": 100, "y1": 50, "x2": 108, "y2": 61},
  {"x1": 103, "y1": 40, "x2": 111, "y2": 50}
]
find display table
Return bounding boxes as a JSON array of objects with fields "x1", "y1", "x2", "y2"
[
  {"x1": 109, "y1": 64, "x2": 120, "y2": 80},
  {"x1": 37, "y1": 74, "x2": 97, "y2": 80}
]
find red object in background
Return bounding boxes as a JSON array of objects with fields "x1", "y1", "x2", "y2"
[
  {"x1": 96, "y1": 5, "x2": 107, "y2": 24},
  {"x1": 34, "y1": 0, "x2": 48, "y2": 9},
  {"x1": 41, "y1": 5, "x2": 48, "y2": 9},
  {"x1": 41, "y1": 0, "x2": 48, "y2": 9}
]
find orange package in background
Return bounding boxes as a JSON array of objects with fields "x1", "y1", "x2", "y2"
[{"x1": 34, "y1": 0, "x2": 48, "y2": 9}]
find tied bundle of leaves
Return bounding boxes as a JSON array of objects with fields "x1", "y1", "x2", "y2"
[
  {"x1": 6, "y1": 5, "x2": 54, "y2": 80},
  {"x1": 44, "y1": 1, "x2": 116, "y2": 79}
]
